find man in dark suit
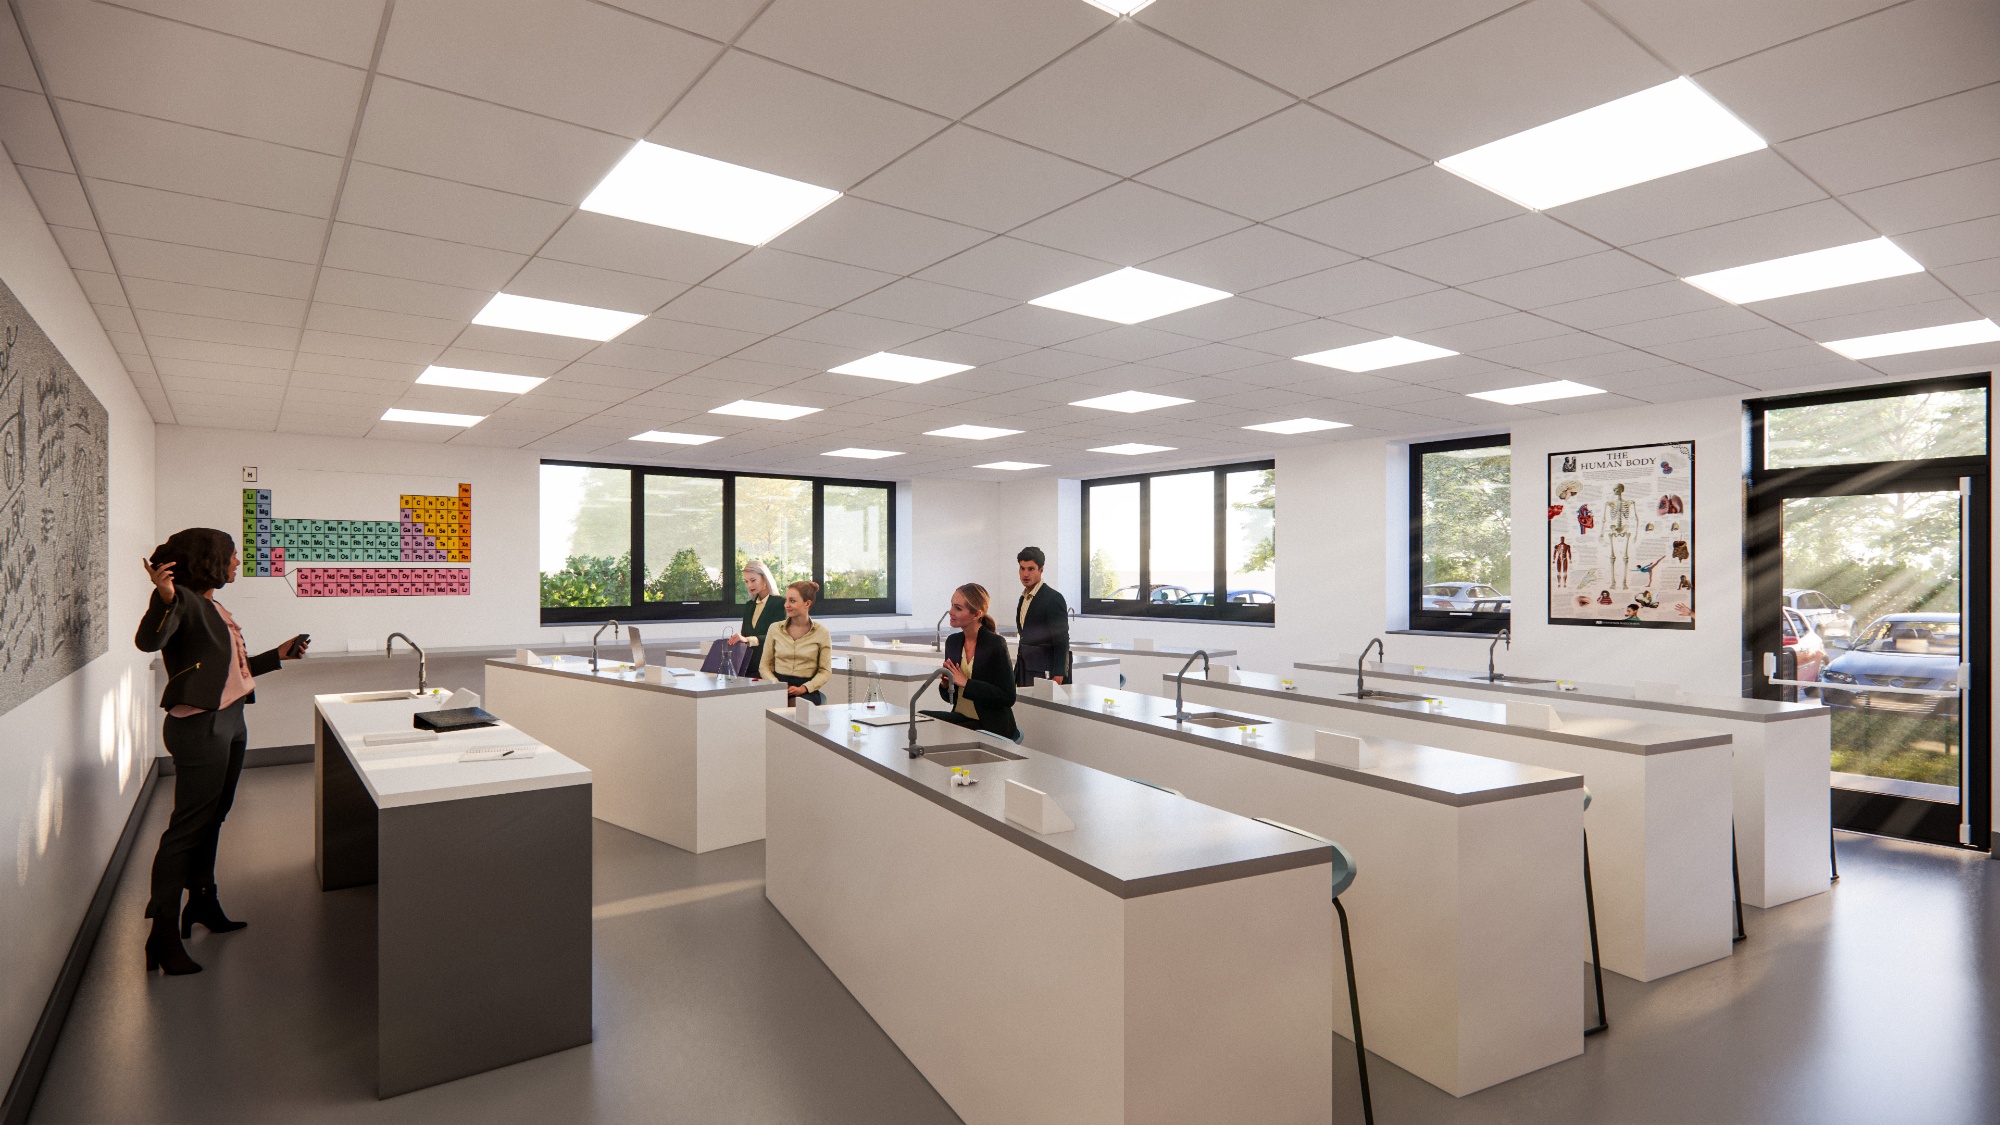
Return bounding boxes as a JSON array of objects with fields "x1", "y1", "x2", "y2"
[{"x1": 1013, "y1": 546, "x2": 1070, "y2": 687}]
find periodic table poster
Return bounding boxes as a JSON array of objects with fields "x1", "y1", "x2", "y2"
[
  {"x1": 1547, "y1": 442, "x2": 1694, "y2": 629},
  {"x1": 242, "y1": 481, "x2": 472, "y2": 598}
]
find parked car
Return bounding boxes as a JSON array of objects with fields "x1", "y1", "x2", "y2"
[
  {"x1": 1778, "y1": 606, "x2": 1826, "y2": 697},
  {"x1": 1783, "y1": 588, "x2": 1855, "y2": 642},
  {"x1": 1108, "y1": 584, "x2": 1191, "y2": 604},
  {"x1": 1171, "y1": 589, "x2": 1275, "y2": 607},
  {"x1": 1820, "y1": 612, "x2": 1962, "y2": 715},
  {"x1": 1421, "y1": 582, "x2": 1511, "y2": 612}
]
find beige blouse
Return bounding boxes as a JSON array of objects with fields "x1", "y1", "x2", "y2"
[{"x1": 760, "y1": 619, "x2": 832, "y2": 692}]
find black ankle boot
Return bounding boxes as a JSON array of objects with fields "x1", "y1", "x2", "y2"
[
  {"x1": 145, "y1": 912, "x2": 202, "y2": 975},
  {"x1": 181, "y1": 884, "x2": 247, "y2": 937}
]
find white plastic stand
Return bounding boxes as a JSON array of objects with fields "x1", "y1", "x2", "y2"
[
  {"x1": 515, "y1": 648, "x2": 542, "y2": 666},
  {"x1": 1313, "y1": 729, "x2": 1374, "y2": 769},
  {"x1": 1003, "y1": 780, "x2": 1075, "y2": 834},
  {"x1": 1505, "y1": 701, "x2": 1560, "y2": 730},
  {"x1": 1632, "y1": 680, "x2": 1683, "y2": 703},
  {"x1": 1132, "y1": 637, "x2": 1155, "y2": 651}
]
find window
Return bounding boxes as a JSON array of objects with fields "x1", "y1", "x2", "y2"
[
  {"x1": 1764, "y1": 386, "x2": 1986, "y2": 469},
  {"x1": 1410, "y1": 436, "x2": 1511, "y2": 633},
  {"x1": 1080, "y1": 461, "x2": 1275, "y2": 622},
  {"x1": 540, "y1": 461, "x2": 896, "y2": 623}
]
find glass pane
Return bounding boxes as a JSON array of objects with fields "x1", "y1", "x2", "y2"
[
  {"x1": 1784, "y1": 490, "x2": 1962, "y2": 799},
  {"x1": 1226, "y1": 468, "x2": 1276, "y2": 609},
  {"x1": 1765, "y1": 388, "x2": 1986, "y2": 468},
  {"x1": 736, "y1": 477, "x2": 814, "y2": 589},
  {"x1": 1087, "y1": 482, "x2": 1140, "y2": 599},
  {"x1": 1149, "y1": 471, "x2": 1214, "y2": 604},
  {"x1": 642, "y1": 475, "x2": 724, "y2": 603},
  {"x1": 539, "y1": 464, "x2": 630, "y2": 608},
  {"x1": 824, "y1": 485, "x2": 890, "y2": 598},
  {"x1": 1420, "y1": 444, "x2": 1511, "y2": 613}
]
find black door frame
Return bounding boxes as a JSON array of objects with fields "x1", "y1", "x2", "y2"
[{"x1": 1746, "y1": 373, "x2": 1991, "y2": 849}]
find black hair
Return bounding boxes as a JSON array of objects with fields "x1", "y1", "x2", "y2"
[
  {"x1": 150, "y1": 527, "x2": 237, "y2": 592},
  {"x1": 1016, "y1": 546, "x2": 1046, "y2": 568}
]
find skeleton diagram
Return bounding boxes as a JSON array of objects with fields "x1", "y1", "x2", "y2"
[
  {"x1": 1603, "y1": 482, "x2": 1637, "y2": 589},
  {"x1": 1552, "y1": 536, "x2": 1573, "y2": 586}
]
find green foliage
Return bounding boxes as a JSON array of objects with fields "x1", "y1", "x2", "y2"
[
  {"x1": 1422, "y1": 448, "x2": 1510, "y2": 593},
  {"x1": 644, "y1": 547, "x2": 722, "y2": 602},
  {"x1": 541, "y1": 553, "x2": 630, "y2": 608},
  {"x1": 1232, "y1": 468, "x2": 1276, "y2": 574},
  {"x1": 822, "y1": 567, "x2": 886, "y2": 598},
  {"x1": 1088, "y1": 548, "x2": 1117, "y2": 598},
  {"x1": 1831, "y1": 712, "x2": 1960, "y2": 787}
]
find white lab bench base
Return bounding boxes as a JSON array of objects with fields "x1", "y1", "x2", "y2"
[
  {"x1": 765, "y1": 721, "x2": 1333, "y2": 1125},
  {"x1": 484, "y1": 661, "x2": 777, "y2": 853},
  {"x1": 1180, "y1": 680, "x2": 1733, "y2": 982}
]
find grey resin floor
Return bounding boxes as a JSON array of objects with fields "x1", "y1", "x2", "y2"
[{"x1": 28, "y1": 762, "x2": 2000, "y2": 1124}]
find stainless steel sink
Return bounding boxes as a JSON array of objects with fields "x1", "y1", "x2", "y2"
[
  {"x1": 920, "y1": 745, "x2": 1026, "y2": 767},
  {"x1": 338, "y1": 690, "x2": 421, "y2": 703},
  {"x1": 1177, "y1": 711, "x2": 1272, "y2": 728},
  {"x1": 1340, "y1": 690, "x2": 1434, "y2": 704},
  {"x1": 1486, "y1": 674, "x2": 1557, "y2": 684}
]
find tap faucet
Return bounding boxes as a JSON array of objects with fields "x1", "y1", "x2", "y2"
[
  {"x1": 909, "y1": 668, "x2": 945, "y2": 757},
  {"x1": 1488, "y1": 627, "x2": 1511, "y2": 682},
  {"x1": 1356, "y1": 638, "x2": 1384, "y2": 698},
  {"x1": 592, "y1": 619, "x2": 621, "y2": 674},
  {"x1": 934, "y1": 610, "x2": 950, "y2": 651},
  {"x1": 1172, "y1": 650, "x2": 1211, "y2": 722},
  {"x1": 386, "y1": 632, "x2": 426, "y2": 694}
]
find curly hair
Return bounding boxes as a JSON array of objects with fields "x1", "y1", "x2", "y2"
[{"x1": 150, "y1": 528, "x2": 238, "y2": 592}]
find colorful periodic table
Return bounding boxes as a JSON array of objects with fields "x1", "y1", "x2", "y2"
[{"x1": 241, "y1": 484, "x2": 471, "y2": 597}]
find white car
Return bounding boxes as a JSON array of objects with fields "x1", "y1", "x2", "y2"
[
  {"x1": 1782, "y1": 588, "x2": 1854, "y2": 641},
  {"x1": 1421, "y1": 582, "x2": 1511, "y2": 612}
]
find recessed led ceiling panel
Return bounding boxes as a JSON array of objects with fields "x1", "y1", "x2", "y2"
[
  {"x1": 1683, "y1": 238, "x2": 1926, "y2": 304},
  {"x1": 1822, "y1": 319, "x2": 2000, "y2": 360},
  {"x1": 1082, "y1": 0, "x2": 1155, "y2": 15},
  {"x1": 976, "y1": 461, "x2": 1049, "y2": 471},
  {"x1": 709, "y1": 400, "x2": 822, "y2": 420},
  {"x1": 415, "y1": 366, "x2": 545, "y2": 394},
  {"x1": 471, "y1": 293, "x2": 646, "y2": 341},
  {"x1": 926, "y1": 424, "x2": 1023, "y2": 440},
  {"x1": 1090, "y1": 443, "x2": 1175, "y2": 455},
  {"x1": 823, "y1": 448, "x2": 903, "y2": 459},
  {"x1": 632, "y1": 430, "x2": 722, "y2": 445},
  {"x1": 381, "y1": 408, "x2": 483, "y2": 427},
  {"x1": 1295, "y1": 337, "x2": 1458, "y2": 373},
  {"x1": 1466, "y1": 380, "x2": 1606, "y2": 405},
  {"x1": 1244, "y1": 417, "x2": 1351, "y2": 435},
  {"x1": 829, "y1": 353, "x2": 975, "y2": 383},
  {"x1": 1069, "y1": 390, "x2": 1194, "y2": 413},
  {"x1": 580, "y1": 141, "x2": 841, "y2": 245},
  {"x1": 1437, "y1": 78, "x2": 1766, "y2": 210},
  {"x1": 1029, "y1": 268, "x2": 1231, "y2": 325}
]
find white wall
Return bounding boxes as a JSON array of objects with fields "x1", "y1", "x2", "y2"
[{"x1": 0, "y1": 152, "x2": 157, "y2": 1083}]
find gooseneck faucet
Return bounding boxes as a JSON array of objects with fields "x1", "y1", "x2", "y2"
[
  {"x1": 592, "y1": 619, "x2": 622, "y2": 674},
  {"x1": 386, "y1": 632, "x2": 426, "y2": 694},
  {"x1": 934, "y1": 610, "x2": 950, "y2": 651},
  {"x1": 1172, "y1": 650, "x2": 1211, "y2": 723},
  {"x1": 1356, "y1": 638, "x2": 1384, "y2": 698},
  {"x1": 1488, "y1": 627, "x2": 1511, "y2": 682},
  {"x1": 909, "y1": 668, "x2": 945, "y2": 757}
]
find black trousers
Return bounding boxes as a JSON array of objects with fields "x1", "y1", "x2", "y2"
[
  {"x1": 774, "y1": 673, "x2": 825, "y2": 705},
  {"x1": 148, "y1": 703, "x2": 247, "y2": 917}
]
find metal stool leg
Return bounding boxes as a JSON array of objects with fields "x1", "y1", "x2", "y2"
[
  {"x1": 1334, "y1": 897, "x2": 1373, "y2": 1125},
  {"x1": 1830, "y1": 826, "x2": 1840, "y2": 881},
  {"x1": 1583, "y1": 829, "x2": 1608, "y2": 1036},
  {"x1": 1732, "y1": 824, "x2": 1747, "y2": 943}
]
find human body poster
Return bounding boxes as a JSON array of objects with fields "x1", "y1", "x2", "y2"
[{"x1": 1548, "y1": 442, "x2": 1693, "y2": 628}]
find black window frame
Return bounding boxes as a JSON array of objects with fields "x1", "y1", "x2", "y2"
[
  {"x1": 1078, "y1": 459, "x2": 1276, "y2": 624},
  {"x1": 539, "y1": 459, "x2": 897, "y2": 625},
  {"x1": 1409, "y1": 434, "x2": 1513, "y2": 635}
]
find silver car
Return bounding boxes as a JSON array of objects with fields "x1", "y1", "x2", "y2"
[
  {"x1": 1421, "y1": 582, "x2": 1510, "y2": 612},
  {"x1": 1783, "y1": 588, "x2": 1855, "y2": 641}
]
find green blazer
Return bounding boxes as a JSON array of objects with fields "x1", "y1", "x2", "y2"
[{"x1": 739, "y1": 594, "x2": 785, "y2": 646}]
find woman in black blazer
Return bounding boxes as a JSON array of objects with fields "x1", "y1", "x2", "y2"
[
  {"x1": 922, "y1": 583, "x2": 1019, "y2": 741},
  {"x1": 135, "y1": 528, "x2": 307, "y2": 975}
]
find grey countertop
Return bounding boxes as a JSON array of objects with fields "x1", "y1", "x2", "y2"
[
  {"x1": 1018, "y1": 687, "x2": 1581, "y2": 807},
  {"x1": 1167, "y1": 669, "x2": 1732, "y2": 756},
  {"x1": 1297, "y1": 656, "x2": 1825, "y2": 725},
  {"x1": 487, "y1": 656, "x2": 786, "y2": 698},
  {"x1": 772, "y1": 704, "x2": 1332, "y2": 899},
  {"x1": 1071, "y1": 641, "x2": 1237, "y2": 659}
]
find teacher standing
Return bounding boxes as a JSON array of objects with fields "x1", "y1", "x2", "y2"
[
  {"x1": 924, "y1": 583, "x2": 1019, "y2": 741},
  {"x1": 727, "y1": 559, "x2": 785, "y2": 676},
  {"x1": 1012, "y1": 546, "x2": 1069, "y2": 687},
  {"x1": 135, "y1": 528, "x2": 308, "y2": 976}
]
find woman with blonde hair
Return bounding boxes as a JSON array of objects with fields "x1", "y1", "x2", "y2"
[
  {"x1": 922, "y1": 583, "x2": 1019, "y2": 741},
  {"x1": 728, "y1": 559, "x2": 785, "y2": 672},
  {"x1": 759, "y1": 580, "x2": 832, "y2": 705}
]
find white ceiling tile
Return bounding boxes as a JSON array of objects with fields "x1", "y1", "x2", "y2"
[
  {"x1": 1536, "y1": 281, "x2": 1729, "y2": 331},
  {"x1": 1228, "y1": 320, "x2": 1382, "y2": 359},
  {"x1": 1057, "y1": 327, "x2": 1206, "y2": 363},
  {"x1": 305, "y1": 301, "x2": 460, "y2": 345},
  {"x1": 954, "y1": 307, "x2": 1106, "y2": 349},
  {"x1": 147, "y1": 335, "x2": 294, "y2": 370},
  {"x1": 618, "y1": 316, "x2": 764, "y2": 355},
  {"x1": 1651, "y1": 327, "x2": 1810, "y2": 366},
  {"x1": 1469, "y1": 331, "x2": 1626, "y2": 368},
  {"x1": 334, "y1": 161, "x2": 569, "y2": 253},
  {"x1": 839, "y1": 279, "x2": 1016, "y2": 331},
  {"x1": 138, "y1": 308, "x2": 300, "y2": 349},
  {"x1": 1145, "y1": 344, "x2": 1281, "y2": 376},
  {"x1": 1782, "y1": 295, "x2": 1981, "y2": 344},
  {"x1": 780, "y1": 310, "x2": 933, "y2": 352},
  {"x1": 1139, "y1": 0, "x2": 1515, "y2": 97},
  {"x1": 1416, "y1": 312, "x2": 1574, "y2": 352},
  {"x1": 111, "y1": 0, "x2": 388, "y2": 67},
  {"x1": 1136, "y1": 104, "x2": 1426, "y2": 220},
  {"x1": 1269, "y1": 167, "x2": 1521, "y2": 256},
  {"x1": 353, "y1": 77, "x2": 629, "y2": 205},
  {"x1": 47, "y1": 224, "x2": 111, "y2": 273},
  {"x1": 727, "y1": 336, "x2": 860, "y2": 372},
  {"x1": 433, "y1": 336, "x2": 581, "y2": 368},
  {"x1": 1899, "y1": 216, "x2": 2000, "y2": 270},
  {"x1": 1313, "y1": 0, "x2": 1674, "y2": 158},
  {"x1": 1546, "y1": 150, "x2": 1830, "y2": 247},
  {"x1": 379, "y1": 0, "x2": 712, "y2": 135},
  {"x1": 1513, "y1": 347, "x2": 1678, "y2": 382},
  {"x1": 1377, "y1": 214, "x2": 1604, "y2": 285},
  {"x1": 1142, "y1": 297, "x2": 1313, "y2": 343},
  {"x1": 1860, "y1": 339, "x2": 2000, "y2": 378},
  {"x1": 581, "y1": 343, "x2": 712, "y2": 377},
  {"x1": 1624, "y1": 199, "x2": 1877, "y2": 276},
  {"x1": 649, "y1": 49, "x2": 944, "y2": 190},
  {"x1": 1596, "y1": 305, "x2": 1772, "y2": 348},
  {"x1": 302, "y1": 329, "x2": 442, "y2": 364},
  {"x1": 915, "y1": 236, "x2": 1110, "y2": 302},
  {"x1": 1844, "y1": 160, "x2": 2000, "y2": 237},
  {"x1": 0, "y1": 84, "x2": 70, "y2": 171},
  {"x1": 1594, "y1": 0, "x2": 1900, "y2": 72},
  {"x1": 24, "y1": 1, "x2": 364, "y2": 153},
  {"x1": 1336, "y1": 288, "x2": 1516, "y2": 335},
  {"x1": 15, "y1": 166, "x2": 92, "y2": 227},
  {"x1": 1937, "y1": 257, "x2": 2000, "y2": 297},
  {"x1": 656, "y1": 285, "x2": 821, "y2": 334},
  {"x1": 597, "y1": 0, "x2": 763, "y2": 41},
  {"x1": 1460, "y1": 250, "x2": 1674, "y2": 309},
  {"x1": 1750, "y1": 273, "x2": 1965, "y2": 328},
  {"x1": 1247, "y1": 259, "x2": 1444, "y2": 317},
  {"x1": 1697, "y1": 0, "x2": 2000, "y2": 142},
  {"x1": 1011, "y1": 182, "x2": 1248, "y2": 266},
  {"x1": 87, "y1": 180, "x2": 327, "y2": 261},
  {"x1": 767, "y1": 197, "x2": 987, "y2": 277},
  {"x1": 311, "y1": 268, "x2": 489, "y2": 320},
  {"x1": 536, "y1": 210, "x2": 745, "y2": 284},
  {"x1": 105, "y1": 235, "x2": 316, "y2": 298},
  {"x1": 969, "y1": 24, "x2": 1292, "y2": 176},
  {"x1": 1776, "y1": 83, "x2": 2000, "y2": 195},
  {"x1": 703, "y1": 248, "x2": 896, "y2": 308},
  {"x1": 507, "y1": 257, "x2": 688, "y2": 313},
  {"x1": 1142, "y1": 226, "x2": 1355, "y2": 295},
  {"x1": 71, "y1": 268, "x2": 125, "y2": 307},
  {"x1": 737, "y1": 0, "x2": 1103, "y2": 119},
  {"x1": 322, "y1": 222, "x2": 527, "y2": 289},
  {"x1": 121, "y1": 275, "x2": 305, "y2": 327},
  {"x1": 851, "y1": 125, "x2": 1117, "y2": 233}
]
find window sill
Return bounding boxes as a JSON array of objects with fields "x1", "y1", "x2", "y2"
[
  {"x1": 1075, "y1": 615, "x2": 1275, "y2": 628},
  {"x1": 1389, "y1": 628, "x2": 1508, "y2": 639}
]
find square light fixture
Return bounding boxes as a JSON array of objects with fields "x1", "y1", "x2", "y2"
[
  {"x1": 1029, "y1": 267, "x2": 1230, "y2": 325},
  {"x1": 415, "y1": 366, "x2": 546, "y2": 394},
  {"x1": 1467, "y1": 380, "x2": 1605, "y2": 405},
  {"x1": 632, "y1": 430, "x2": 722, "y2": 445},
  {"x1": 471, "y1": 293, "x2": 646, "y2": 341},
  {"x1": 1822, "y1": 319, "x2": 2000, "y2": 360},
  {"x1": 1437, "y1": 77, "x2": 1766, "y2": 210},
  {"x1": 1090, "y1": 443, "x2": 1175, "y2": 456},
  {"x1": 977, "y1": 461, "x2": 1049, "y2": 471},
  {"x1": 381, "y1": 407, "x2": 483, "y2": 427},
  {"x1": 1244, "y1": 417, "x2": 1351, "y2": 435},
  {"x1": 1082, "y1": 0, "x2": 1156, "y2": 15},
  {"x1": 829, "y1": 352, "x2": 974, "y2": 384},
  {"x1": 1295, "y1": 336, "x2": 1457, "y2": 373},
  {"x1": 709, "y1": 399, "x2": 821, "y2": 421},
  {"x1": 1683, "y1": 238, "x2": 1925, "y2": 304},
  {"x1": 926, "y1": 424, "x2": 1022, "y2": 440},
  {"x1": 1069, "y1": 390, "x2": 1193, "y2": 413},
  {"x1": 580, "y1": 141, "x2": 841, "y2": 245},
  {"x1": 823, "y1": 448, "x2": 902, "y2": 459}
]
